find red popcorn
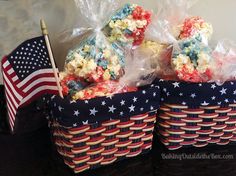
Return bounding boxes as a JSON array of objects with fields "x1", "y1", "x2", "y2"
[
  {"x1": 131, "y1": 28, "x2": 147, "y2": 46},
  {"x1": 144, "y1": 12, "x2": 152, "y2": 24},
  {"x1": 62, "y1": 85, "x2": 69, "y2": 96},
  {"x1": 132, "y1": 6, "x2": 144, "y2": 20},
  {"x1": 72, "y1": 81, "x2": 138, "y2": 100},
  {"x1": 132, "y1": 6, "x2": 151, "y2": 23},
  {"x1": 177, "y1": 65, "x2": 212, "y2": 83},
  {"x1": 61, "y1": 75, "x2": 76, "y2": 95},
  {"x1": 179, "y1": 16, "x2": 213, "y2": 41},
  {"x1": 130, "y1": 6, "x2": 151, "y2": 46},
  {"x1": 60, "y1": 74, "x2": 87, "y2": 96}
]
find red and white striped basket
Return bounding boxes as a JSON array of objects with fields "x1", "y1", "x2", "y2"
[
  {"x1": 46, "y1": 85, "x2": 160, "y2": 173},
  {"x1": 51, "y1": 113, "x2": 156, "y2": 173},
  {"x1": 155, "y1": 79, "x2": 236, "y2": 150}
]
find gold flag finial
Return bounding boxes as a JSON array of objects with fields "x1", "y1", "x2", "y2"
[{"x1": 40, "y1": 19, "x2": 48, "y2": 35}]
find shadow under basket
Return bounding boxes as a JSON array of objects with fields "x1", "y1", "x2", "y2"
[
  {"x1": 155, "y1": 79, "x2": 236, "y2": 150},
  {"x1": 47, "y1": 84, "x2": 160, "y2": 173}
]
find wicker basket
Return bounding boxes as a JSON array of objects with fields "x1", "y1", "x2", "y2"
[
  {"x1": 155, "y1": 79, "x2": 236, "y2": 150},
  {"x1": 47, "y1": 85, "x2": 160, "y2": 173}
]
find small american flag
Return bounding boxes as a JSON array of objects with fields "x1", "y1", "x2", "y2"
[{"x1": 1, "y1": 36, "x2": 59, "y2": 132}]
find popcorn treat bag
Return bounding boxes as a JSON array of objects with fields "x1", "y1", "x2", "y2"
[
  {"x1": 142, "y1": 0, "x2": 198, "y2": 80},
  {"x1": 211, "y1": 39, "x2": 236, "y2": 85},
  {"x1": 171, "y1": 15, "x2": 213, "y2": 82},
  {"x1": 61, "y1": 34, "x2": 126, "y2": 96},
  {"x1": 60, "y1": 0, "x2": 124, "y2": 97},
  {"x1": 60, "y1": 0, "x2": 152, "y2": 99},
  {"x1": 142, "y1": 0, "x2": 214, "y2": 81}
]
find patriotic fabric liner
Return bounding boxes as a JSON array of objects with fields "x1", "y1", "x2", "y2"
[
  {"x1": 155, "y1": 79, "x2": 236, "y2": 107},
  {"x1": 1, "y1": 36, "x2": 58, "y2": 132},
  {"x1": 46, "y1": 84, "x2": 160, "y2": 127}
]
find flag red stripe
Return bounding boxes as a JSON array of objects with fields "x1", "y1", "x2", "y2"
[
  {"x1": 5, "y1": 95, "x2": 16, "y2": 131},
  {"x1": 20, "y1": 88, "x2": 58, "y2": 107},
  {"x1": 24, "y1": 81, "x2": 58, "y2": 95},
  {"x1": 2, "y1": 58, "x2": 24, "y2": 99},
  {"x1": 2, "y1": 57, "x2": 16, "y2": 131},
  {"x1": 9, "y1": 72, "x2": 19, "y2": 84},
  {"x1": 3, "y1": 78, "x2": 20, "y2": 111},
  {"x1": 4, "y1": 78, "x2": 19, "y2": 132},
  {"x1": 21, "y1": 85, "x2": 58, "y2": 104},
  {"x1": 9, "y1": 118, "x2": 14, "y2": 131},
  {"x1": 2, "y1": 57, "x2": 9, "y2": 68},
  {"x1": 20, "y1": 72, "x2": 56, "y2": 90},
  {"x1": 17, "y1": 69, "x2": 56, "y2": 88},
  {"x1": 3, "y1": 72, "x2": 22, "y2": 106},
  {"x1": 5, "y1": 90, "x2": 17, "y2": 113},
  {"x1": 6, "y1": 99, "x2": 15, "y2": 120},
  {"x1": 6, "y1": 102, "x2": 15, "y2": 124}
]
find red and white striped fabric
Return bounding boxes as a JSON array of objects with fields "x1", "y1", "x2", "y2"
[{"x1": 1, "y1": 36, "x2": 59, "y2": 132}]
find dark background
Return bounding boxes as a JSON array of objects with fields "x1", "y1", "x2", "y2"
[{"x1": 1, "y1": 85, "x2": 236, "y2": 176}]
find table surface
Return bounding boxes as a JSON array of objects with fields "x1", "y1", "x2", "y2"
[{"x1": 1, "y1": 127, "x2": 236, "y2": 176}]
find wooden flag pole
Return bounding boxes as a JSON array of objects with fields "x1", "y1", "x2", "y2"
[{"x1": 40, "y1": 19, "x2": 63, "y2": 98}]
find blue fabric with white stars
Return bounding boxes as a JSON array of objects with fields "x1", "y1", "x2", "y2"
[
  {"x1": 46, "y1": 84, "x2": 160, "y2": 127},
  {"x1": 155, "y1": 79, "x2": 236, "y2": 107}
]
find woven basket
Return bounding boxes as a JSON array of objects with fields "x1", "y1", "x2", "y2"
[
  {"x1": 46, "y1": 85, "x2": 160, "y2": 173},
  {"x1": 155, "y1": 79, "x2": 236, "y2": 150}
]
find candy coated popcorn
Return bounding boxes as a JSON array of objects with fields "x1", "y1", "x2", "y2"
[
  {"x1": 172, "y1": 37, "x2": 213, "y2": 82},
  {"x1": 64, "y1": 35, "x2": 125, "y2": 84},
  {"x1": 179, "y1": 16, "x2": 213, "y2": 42},
  {"x1": 59, "y1": 3, "x2": 152, "y2": 100},
  {"x1": 104, "y1": 4, "x2": 152, "y2": 46},
  {"x1": 60, "y1": 74, "x2": 87, "y2": 96},
  {"x1": 72, "y1": 81, "x2": 137, "y2": 100}
]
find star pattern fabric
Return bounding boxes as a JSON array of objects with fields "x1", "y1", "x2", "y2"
[
  {"x1": 155, "y1": 79, "x2": 236, "y2": 107},
  {"x1": 45, "y1": 84, "x2": 160, "y2": 127}
]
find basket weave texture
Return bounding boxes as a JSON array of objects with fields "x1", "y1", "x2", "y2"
[
  {"x1": 157, "y1": 104, "x2": 236, "y2": 150},
  {"x1": 51, "y1": 112, "x2": 156, "y2": 173},
  {"x1": 155, "y1": 79, "x2": 236, "y2": 150},
  {"x1": 47, "y1": 85, "x2": 160, "y2": 173}
]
